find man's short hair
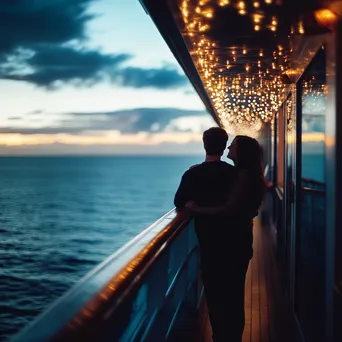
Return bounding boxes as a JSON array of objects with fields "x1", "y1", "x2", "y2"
[{"x1": 203, "y1": 127, "x2": 228, "y2": 156}]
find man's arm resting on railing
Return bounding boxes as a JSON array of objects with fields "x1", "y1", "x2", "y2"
[{"x1": 174, "y1": 170, "x2": 194, "y2": 211}]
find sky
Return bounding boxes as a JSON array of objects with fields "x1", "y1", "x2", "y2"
[
  {"x1": 0, "y1": 0, "x2": 326, "y2": 156},
  {"x1": 0, "y1": 0, "x2": 216, "y2": 155}
]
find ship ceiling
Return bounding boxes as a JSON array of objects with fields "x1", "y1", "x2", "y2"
[{"x1": 161, "y1": 0, "x2": 338, "y2": 136}]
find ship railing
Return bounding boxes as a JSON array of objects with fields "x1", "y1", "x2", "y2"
[
  {"x1": 302, "y1": 177, "x2": 325, "y2": 192},
  {"x1": 12, "y1": 209, "x2": 202, "y2": 342},
  {"x1": 300, "y1": 176, "x2": 325, "y2": 230}
]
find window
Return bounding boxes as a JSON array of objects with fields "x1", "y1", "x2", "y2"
[
  {"x1": 295, "y1": 46, "x2": 326, "y2": 342},
  {"x1": 277, "y1": 107, "x2": 285, "y2": 190},
  {"x1": 270, "y1": 118, "x2": 276, "y2": 182}
]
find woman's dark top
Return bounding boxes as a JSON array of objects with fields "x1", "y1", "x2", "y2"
[{"x1": 204, "y1": 167, "x2": 265, "y2": 259}]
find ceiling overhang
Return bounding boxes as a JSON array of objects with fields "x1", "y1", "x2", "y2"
[
  {"x1": 140, "y1": 0, "x2": 340, "y2": 135},
  {"x1": 139, "y1": 0, "x2": 221, "y2": 125}
]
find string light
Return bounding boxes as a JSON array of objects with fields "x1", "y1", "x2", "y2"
[{"x1": 180, "y1": 0, "x2": 296, "y2": 135}]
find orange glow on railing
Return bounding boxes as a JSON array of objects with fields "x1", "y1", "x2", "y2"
[{"x1": 64, "y1": 210, "x2": 192, "y2": 334}]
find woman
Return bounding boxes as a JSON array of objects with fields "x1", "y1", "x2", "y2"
[{"x1": 186, "y1": 135, "x2": 267, "y2": 342}]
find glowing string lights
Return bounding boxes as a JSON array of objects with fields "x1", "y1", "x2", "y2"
[{"x1": 179, "y1": 0, "x2": 296, "y2": 135}]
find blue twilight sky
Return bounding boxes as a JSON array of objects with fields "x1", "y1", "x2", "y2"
[
  {"x1": 0, "y1": 0, "x2": 326, "y2": 155},
  {"x1": 0, "y1": 0, "x2": 216, "y2": 155}
]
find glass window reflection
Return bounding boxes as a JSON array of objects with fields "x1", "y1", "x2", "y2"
[
  {"x1": 295, "y1": 46, "x2": 326, "y2": 342},
  {"x1": 277, "y1": 109, "x2": 285, "y2": 190},
  {"x1": 301, "y1": 55, "x2": 326, "y2": 184}
]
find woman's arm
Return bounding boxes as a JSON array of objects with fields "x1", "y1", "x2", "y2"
[{"x1": 186, "y1": 170, "x2": 251, "y2": 215}]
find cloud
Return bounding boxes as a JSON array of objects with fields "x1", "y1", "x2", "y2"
[
  {"x1": 1, "y1": 48, "x2": 187, "y2": 89},
  {"x1": 0, "y1": 0, "x2": 107, "y2": 87},
  {"x1": 117, "y1": 66, "x2": 188, "y2": 89},
  {"x1": 2, "y1": 46, "x2": 131, "y2": 88},
  {"x1": 27, "y1": 109, "x2": 44, "y2": 116},
  {"x1": 70, "y1": 107, "x2": 209, "y2": 133},
  {"x1": 0, "y1": 108, "x2": 212, "y2": 135},
  {"x1": 0, "y1": 1, "x2": 189, "y2": 89},
  {"x1": 0, "y1": 0, "x2": 93, "y2": 53}
]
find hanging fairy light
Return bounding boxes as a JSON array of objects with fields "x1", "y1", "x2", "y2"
[{"x1": 179, "y1": 0, "x2": 293, "y2": 135}]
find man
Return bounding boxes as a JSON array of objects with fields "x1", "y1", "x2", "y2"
[{"x1": 174, "y1": 127, "x2": 249, "y2": 342}]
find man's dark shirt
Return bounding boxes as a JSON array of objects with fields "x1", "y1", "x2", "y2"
[
  {"x1": 174, "y1": 161, "x2": 236, "y2": 209},
  {"x1": 174, "y1": 161, "x2": 239, "y2": 247},
  {"x1": 174, "y1": 161, "x2": 255, "y2": 258}
]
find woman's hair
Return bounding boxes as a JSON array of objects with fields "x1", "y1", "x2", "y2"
[
  {"x1": 234, "y1": 135, "x2": 267, "y2": 198},
  {"x1": 234, "y1": 135, "x2": 263, "y2": 172}
]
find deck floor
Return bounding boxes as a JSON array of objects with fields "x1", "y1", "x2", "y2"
[{"x1": 195, "y1": 218, "x2": 293, "y2": 342}]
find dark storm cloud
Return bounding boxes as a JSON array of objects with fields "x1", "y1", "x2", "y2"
[
  {"x1": 1, "y1": 47, "x2": 186, "y2": 89},
  {"x1": 0, "y1": 0, "x2": 93, "y2": 53},
  {"x1": 0, "y1": 1, "x2": 189, "y2": 89},
  {"x1": 117, "y1": 66, "x2": 188, "y2": 89},
  {"x1": 0, "y1": 108, "x2": 208, "y2": 134},
  {"x1": 2, "y1": 46, "x2": 131, "y2": 88},
  {"x1": 0, "y1": 0, "x2": 110, "y2": 87}
]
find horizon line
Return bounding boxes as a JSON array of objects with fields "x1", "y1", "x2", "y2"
[{"x1": 0, "y1": 153, "x2": 206, "y2": 158}]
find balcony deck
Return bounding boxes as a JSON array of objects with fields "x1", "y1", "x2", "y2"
[
  {"x1": 13, "y1": 210, "x2": 298, "y2": 342},
  {"x1": 196, "y1": 218, "x2": 294, "y2": 342}
]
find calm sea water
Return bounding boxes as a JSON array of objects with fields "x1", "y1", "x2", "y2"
[
  {"x1": 0, "y1": 154, "x2": 324, "y2": 340},
  {"x1": 0, "y1": 156, "x2": 203, "y2": 340}
]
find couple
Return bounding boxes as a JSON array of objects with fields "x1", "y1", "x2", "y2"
[{"x1": 174, "y1": 127, "x2": 266, "y2": 342}]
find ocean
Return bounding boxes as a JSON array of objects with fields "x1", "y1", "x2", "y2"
[
  {"x1": 0, "y1": 154, "x2": 324, "y2": 340},
  {"x1": 0, "y1": 156, "x2": 203, "y2": 340}
]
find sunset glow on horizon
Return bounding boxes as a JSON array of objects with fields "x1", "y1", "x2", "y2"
[
  {"x1": 0, "y1": 0, "x2": 325, "y2": 155},
  {"x1": 0, "y1": 0, "x2": 215, "y2": 155}
]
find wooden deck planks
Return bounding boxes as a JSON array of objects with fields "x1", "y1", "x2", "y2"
[
  {"x1": 260, "y1": 223, "x2": 278, "y2": 342},
  {"x1": 251, "y1": 223, "x2": 261, "y2": 342},
  {"x1": 242, "y1": 260, "x2": 252, "y2": 342},
  {"x1": 258, "y1": 224, "x2": 271, "y2": 342}
]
